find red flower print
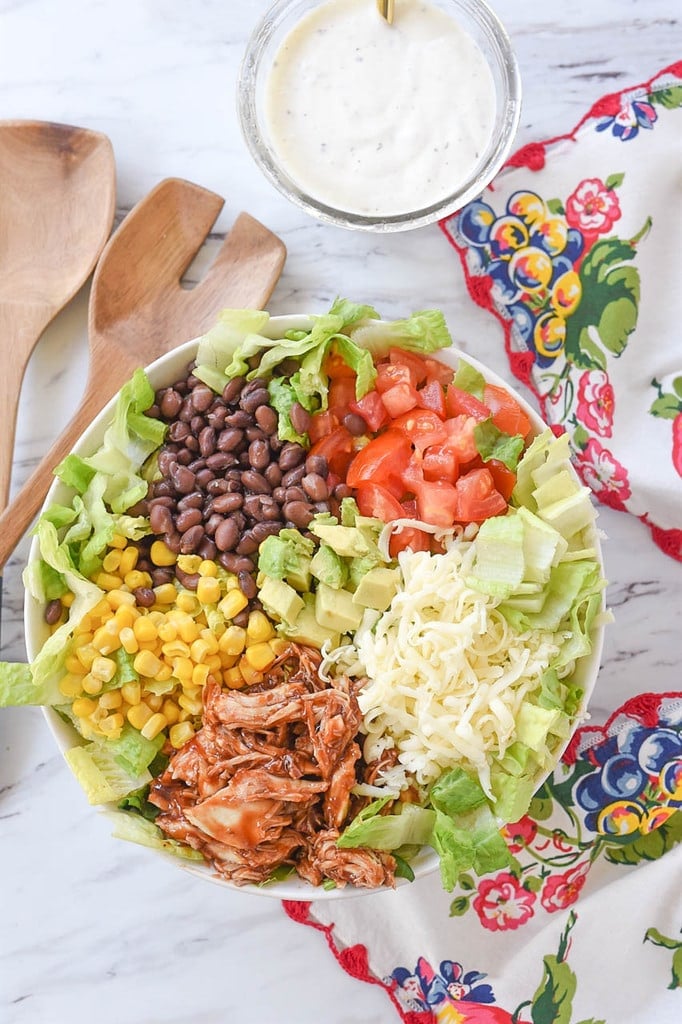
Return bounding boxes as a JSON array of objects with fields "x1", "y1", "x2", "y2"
[
  {"x1": 574, "y1": 437, "x2": 631, "y2": 510},
  {"x1": 540, "y1": 862, "x2": 590, "y2": 912},
  {"x1": 566, "y1": 178, "x2": 621, "y2": 237},
  {"x1": 576, "y1": 370, "x2": 615, "y2": 437},
  {"x1": 502, "y1": 815, "x2": 538, "y2": 853},
  {"x1": 473, "y1": 872, "x2": 536, "y2": 931}
]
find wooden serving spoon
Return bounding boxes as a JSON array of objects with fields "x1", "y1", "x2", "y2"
[
  {"x1": 0, "y1": 177, "x2": 286, "y2": 570},
  {"x1": 0, "y1": 119, "x2": 116, "y2": 513}
]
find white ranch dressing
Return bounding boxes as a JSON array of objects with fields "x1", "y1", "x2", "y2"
[{"x1": 264, "y1": 0, "x2": 496, "y2": 218}]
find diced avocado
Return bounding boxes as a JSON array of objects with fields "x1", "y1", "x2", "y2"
[
  {"x1": 258, "y1": 576, "x2": 305, "y2": 624},
  {"x1": 278, "y1": 594, "x2": 340, "y2": 650},
  {"x1": 352, "y1": 567, "x2": 400, "y2": 611},
  {"x1": 315, "y1": 582, "x2": 364, "y2": 634},
  {"x1": 257, "y1": 529, "x2": 313, "y2": 592},
  {"x1": 310, "y1": 544, "x2": 349, "y2": 590},
  {"x1": 348, "y1": 551, "x2": 383, "y2": 591},
  {"x1": 311, "y1": 523, "x2": 371, "y2": 558},
  {"x1": 339, "y1": 497, "x2": 361, "y2": 527}
]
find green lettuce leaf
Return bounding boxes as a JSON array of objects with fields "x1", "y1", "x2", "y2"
[
  {"x1": 474, "y1": 419, "x2": 525, "y2": 471},
  {"x1": 338, "y1": 798, "x2": 436, "y2": 850},
  {"x1": 268, "y1": 376, "x2": 308, "y2": 444},
  {"x1": 348, "y1": 309, "x2": 452, "y2": 358},
  {"x1": 109, "y1": 811, "x2": 205, "y2": 860},
  {"x1": 453, "y1": 359, "x2": 485, "y2": 399}
]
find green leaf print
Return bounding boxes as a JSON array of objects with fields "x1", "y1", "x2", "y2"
[
  {"x1": 603, "y1": 809, "x2": 682, "y2": 866},
  {"x1": 530, "y1": 913, "x2": 578, "y2": 1024},
  {"x1": 651, "y1": 84, "x2": 682, "y2": 110},
  {"x1": 449, "y1": 895, "x2": 470, "y2": 916},
  {"x1": 547, "y1": 198, "x2": 566, "y2": 215},
  {"x1": 564, "y1": 236, "x2": 643, "y2": 370},
  {"x1": 650, "y1": 394, "x2": 682, "y2": 419},
  {"x1": 644, "y1": 927, "x2": 682, "y2": 989},
  {"x1": 605, "y1": 172, "x2": 624, "y2": 189}
]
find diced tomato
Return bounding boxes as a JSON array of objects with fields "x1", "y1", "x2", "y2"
[
  {"x1": 417, "y1": 379, "x2": 447, "y2": 419},
  {"x1": 401, "y1": 498, "x2": 418, "y2": 518},
  {"x1": 422, "y1": 444, "x2": 459, "y2": 484},
  {"x1": 381, "y1": 382, "x2": 420, "y2": 418},
  {"x1": 355, "y1": 483, "x2": 404, "y2": 522},
  {"x1": 346, "y1": 429, "x2": 412, "y2": 490},
  {"x1": 388, "y1": 347, "x2": 428, "y2": 385},
  {"x1": 324, "y1": 350, "x2": 356, "y2": 379},
  {"x1": 389, "y1": 525, "x2": 431, "y2": 558},
  {"x1": 308, "y1": 425, "x2": 355, "y2": 477},
  {"x1": 424, "y1": 356, "x2": 455, "y2": 387},
  {"x1": 348, "y1": 390, "x2": 389, "y2": 432},
  {"x1": 328, "y1": 376, "x2": 357, "y2": 415},
  {"x1": 442, "y1": 415, "x2": 479, "y2": 462},
  {"x1": 483, "y1": 383, "x2": 532, "y2": 438},
  {"x1": 445, "y1": 385, "x2": 490, "y2": 421},
  {"x1": 415, "y1": 479, "x2": 459, "y2": 528},
  {"x1": 391, "y1": 409, "x2": 448, "y2": 452},
  {"x1": 454, "y1": 468, "x2": 507, "y2": 522},
  {"x1": 486, "y1": 458, "x2": 517, "y2": 501},
  {"x1": 376, "y1": 362, "x2": 416, "y2": 393},
  {"x1": 400, "y1": 456, "x2": 425, "y2": 493},
  {"x1": 308, "y1": 409, "x2": 338, "y2": 444}
]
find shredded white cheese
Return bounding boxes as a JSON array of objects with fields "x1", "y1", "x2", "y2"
[{"x1": 354, "y1": 536, "x2": 562, "y2": 796}]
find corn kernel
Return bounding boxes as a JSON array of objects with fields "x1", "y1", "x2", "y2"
[
  {"x1": 121, "y1": 681, "x2": 141, "y2": 705},
  {"x1": 218, "y1": 589, "x2": 249, "y2": 620},
  {"x1": 72, "y1": 631, "x2": 94, "y2": 650},
  {"x1": 270, "y1": 638, "x2": 290, "y2": 657},
  {"x1": 59, "y1": 674, "x2": 84, "y2": 697},
  {"x1": 177, "y1": 618, "x2": 199, "y2": 645},
  {"x1": 162, "y1": 640, "x2": 190, "y2": 661},
  {"x1": 92, "y1": 624, "x2": 121, "y2": 655},
  {"x1": 156, "y1": 663, "x2": 173, "y2": 682},
  {"x1": 114, "y1": 605, "x2": 138, "y2": 630},
  {"x1": 124, "y1": 569, "x2": 153, "y2": 590},
  {"x1": 119, "y1": 626, "x2": 139, "y2": 654},
  {"x1": 246, "y1": 610, "x2": 274, "y2": 643},
  {"x1": 198, "y1": 559, "x2": 218, "y2": 578},
  {"x1": 223, "y1": 574, "x2": 240, "y2": 591},
  {"x1": 244, "y1": 642, "x2": 276, "y2": 672},
  {"x1": 189, "y1": 638, "x2": 211, "y2": 664},
  {"x1": 61, "y1": 591, "x2": 75, "y2": 608},
  {"x1": 140, "y1": 712, "x2": 167, "y2": 741},
  {"x1": 109, "y1": 533, "x2": 128, "y2": 550},
  {"x1": 178, "y1": 694, "x2": 202, "y2": 716},
  {"x1": 181, "y1": 682, "x2": 202, "y2": 700},
  {"x1": 191, "y1": 663, "x2": 210, "y2": 687},
  {"x1": 199, "y1": 630, "x2": 220, "y2": 654},
  {"x1": 177, "y1": 708, "x2": 193, "y2": 722},
  {"x1": 76, "y1": 644, "x2": 99, "y2": 670},
  {"x1": 132, "y1": 618, "x2": 158, "y2": 643},
  {"x1": 107, "y1": 589, "x2": 136, "y2": 610},
  {"x1": 169, "y1": 722, "x2": 195, "y2": 748},
  {"x1": 219, "y1": 652, "x2": 239, "y2": 670},
  {"x1": 99, "y1": 690, "x2": 123, "y2": 710},
  {"x1": 92, "y1": 599, "x2": 112, "y2": 620},
  {"x1": 177, "y1": 554, "x2": 202, "y2": 574},
  {"x1": 65, "y1": 655, "x2": 87, "y2": 676},
  {"x1": 156, "y1": 621, "x2": 177, "y2": 644},
  {"x1": 133, "y1": 650, "x2": 163, "y2": 677},
  {"x1": 119, "y1": 546, "x2": 139, "y2": 576},
  {"x1": 162, "y1": 699, "x2": 180, "y2": 725},
  {"x1": 218, "y1": 625, "x2": 246, "y2": 656},
  {"x1": 224, "y1": 666, "x2": 245, "y2": 689},
  {"x1": 72, "y1": 697, "x2": 98, "y2": 717},
  {"x1": 91, "y1": 656, "x2": 117, "y2": 683},
  {"x1": 95, "y1": 572, "x2": 123, "y2": 592},
  {"x1": 145, "y1": 693, "x2": 164, "y2": 712},
  {"x1": 171, "y1": 656, "x2": 194, "y2": 684},
  {"x1": 153, "y1": 583, "x2": 178, "y2": 606},
  {"x1": 238, "y1": 658, "x2": 264, "y2": 686},
  {"x1": 82, "y1": 673, "x2": 103, "y2": 695},
  {"x1": 100, "y1": 712, "x2": 124, "y2": 736},
  {"x1": 126, "y1": 703, "x2": 154, "y2": 730},
  {"x1": 102, "y1": 549, "x2": 122, "y2": 572},
  {"x1": 150, "y1": 540, "x2": 177, "y2": 567},
  {"x1": 196, "y1": 576, "x2": 221, "y2": 605},
  {"x1": 176, "y1": 591, "x2": 199, "y2": 615},
  {"x1": 205, "y1": 654, "x2": 222, "y2": 674}
]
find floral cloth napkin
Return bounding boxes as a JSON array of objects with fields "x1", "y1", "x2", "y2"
[{"x1": 284, "y1": 64, "x2": 682, "y2": 1023}]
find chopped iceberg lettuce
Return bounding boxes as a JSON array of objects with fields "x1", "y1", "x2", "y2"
[
  {"x1": 338, "y1": 798, "x2": 436, "y2": 851},
  {"x1": 109, "y1": 811, "x2": 205, "y2": 861}
]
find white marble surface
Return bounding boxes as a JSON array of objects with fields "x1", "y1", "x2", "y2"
[{"x1": 1, "y1": 2, "x2": 680, "y2": 1022}]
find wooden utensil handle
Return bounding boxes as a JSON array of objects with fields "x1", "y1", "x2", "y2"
[{"x1": 0, "y1": 386, "x2": 106, "y2": 570}]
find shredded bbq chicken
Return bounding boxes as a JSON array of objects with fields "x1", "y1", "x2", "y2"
[{"x1": 149, "y1": 644, "x2": 396, "y2": 888}]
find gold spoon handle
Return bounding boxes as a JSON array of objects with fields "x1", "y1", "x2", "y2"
[{"x1": 377, "y1": 0, "x2": 395, "y2": 25}]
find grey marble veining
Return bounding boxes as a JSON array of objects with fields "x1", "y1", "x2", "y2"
[{"x1": 1, "y1": 1, "x2": 680, "y2": 1022}]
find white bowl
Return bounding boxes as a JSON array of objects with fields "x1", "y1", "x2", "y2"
[{"x1": 25, "y1": 315, "x2": 604, "y2": 899}]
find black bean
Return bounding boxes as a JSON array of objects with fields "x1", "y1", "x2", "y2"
[
  {"x1": 222, "y1": 378, "x2": 243, "y2": 404},
  {"x1": 269, "y1": 434, "x2": 283, "y2": 453},
  {"x1": 134, "y1": 587, "x2": 156, "y2": 608},
  {"x1": 225, "y1": 409, "x2": 252, "y2": 429},
  {"x1": 206, "y1": 452, "x2": 237, "y2": 471},
  {"x1": 314, "y1": 501, "x2": 331, "y2": 514},
  {"x1": 238, "y1": 571, "x2": 257, "y2": 599},
  {"x1": 248, "y1": 439, "x2": 270, "y2": 470},
  {"x1": 186, "y1": 374, "x2": 200, "y2": 389},
  {"x1": 191, "y1": 385, "x2": 214, "y2": 412},
  {"x1": 190, "y1": 414, "x2": 205, "y2": 435},
  {"x1": 157, "y1": 448, "x2": 179, "y2": 475},
  {"x1": 179, "y1": 524, "x2": 205, "y2": 553},
  {"x1": 217, "y1": 552, "x2": 254, "y2": 574},
  {"x1": 195, "y1": 468, "x2": 215, "y2": 489},
  {"x1": 284, "y1": 486, "x2": 306, "y2": 503},
  {"x1": 261, "y1": 501, "x2": 283, "y2": 522},
  {"x1": 240, "y1": 387, "x2": 269, "y2": 414},
  {"x1": 206, "y1": 478, "x2": 230, "y2": 496},
  {"x1": 207, "y1": 406, "x2": 227, "y2": 429},
  {"x1": 243, "y1": 494, "x2": 263, "y2": 518},
  {"x1": 279, "y1": 443, "x2": 306, "y2": 472},
  {"x1": 245, "y1": 426, "x2": 266, "y2": 442},
  {"x1": 184, "y1": 436, "x2": 199, "y2": 453},
  {"x1": 160, "y1": 389, "x2": 183, "y2": 418},
  {"x1": 238, "y1": 450, "x2": 251, "y2": 467},
  {"x1": 169, "y1": 464, "x2": 196, "y2": 494},
  {"x1": 282, "y1": 501, "x2": 314, "y2": 528},
  {"x1": 44, "y1": 598, "x2": 62, "y2": 625},
  {"x1": 198, "y1": 537, "x2": 217, "y2": 561},
  {"x1": 305, "y1": 454, "x2": 327, "y2": 477},
  {"x1": 215, "y1": 518, "x2": 240, "y2": 552},
  {"x1": 241, "y1": 470, "x2": 270, "y2": 494},
  {"x1": 334, "y1": 483, "x2": 353, "y2": 499},
  {"x1": 272, "y1": 486, "x2": 286, "y2": 504},
  {"x1": 164, "y1": 530, "x2": 183, "y2": 554},
  {"x1": 145, "y1": 404, "x2": 160, "y2": 420},
  {"x1": 217, "y1": 427, "x2": 243, "y2": 452},
  {"x1": 211, "y1": 492, "x2": 244, "y2": 514},
  {"x1": 290, "y1": 401, "x2": 311, "y2": 435},
  {"x1": 251, "y1": 521, "x2": 281, "y2": 543},
  {"x1": 302, "y1": 473, "x2": 328, "y2": 501},
  {"x1": 232, "y1": 610, "x2": 250, "y2": 628},
  {"x1": 343, "y1": 412, "x2": 367, "y2": 436},
  {"x1": 178, "y1": 398, "x2": 194, "y2": 423},
  {"x1": 204, "y1": 513, "x2": 224, "y2": 538},
  {"x1": 176, "y1": 491, "x2": 204, "y2": 512},
  {"x1": 176, "y1": 447, "x2": 193, "y2": 465},
  {"x1": 281, "y1": 465, "x2": 306, "y2": 488},
  {"x1": 176, "y1": 508, "x2": 203, "y2": 533},
  {"x1": 175, "y1": 567, "x2": 199, "y2": 590},
  {"x1": 199, "y1": 426, "x2": 217, "y2": 457},
  {"x1": 187, "y1": 457, "x2": 207, "y2": 473},
  {"x1": 151, "y1": 567, "x2": 175, "y2": 587},
  {"x1": 241, "y1": 376, "x2": 267, "y2": 396},
  {"x1": 255, "y1": 405, "x2": 278, "y2": 434},
  {"x1": 153, "y1": 480, "x2": 174, "y2": 498},
  {"x1": 264, "y1": 463, "x2": 282, "y2": 487},
  {"x1": 236, "y1": 531, "x2": 259, "y2": 555},
  {"x1": 149, "y1": 503, "x2": 173, "y2": 534}
]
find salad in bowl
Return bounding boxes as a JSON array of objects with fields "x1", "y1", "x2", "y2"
[{"x1": 0, "y1": 299, "x2": 607, "y2": 897}]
